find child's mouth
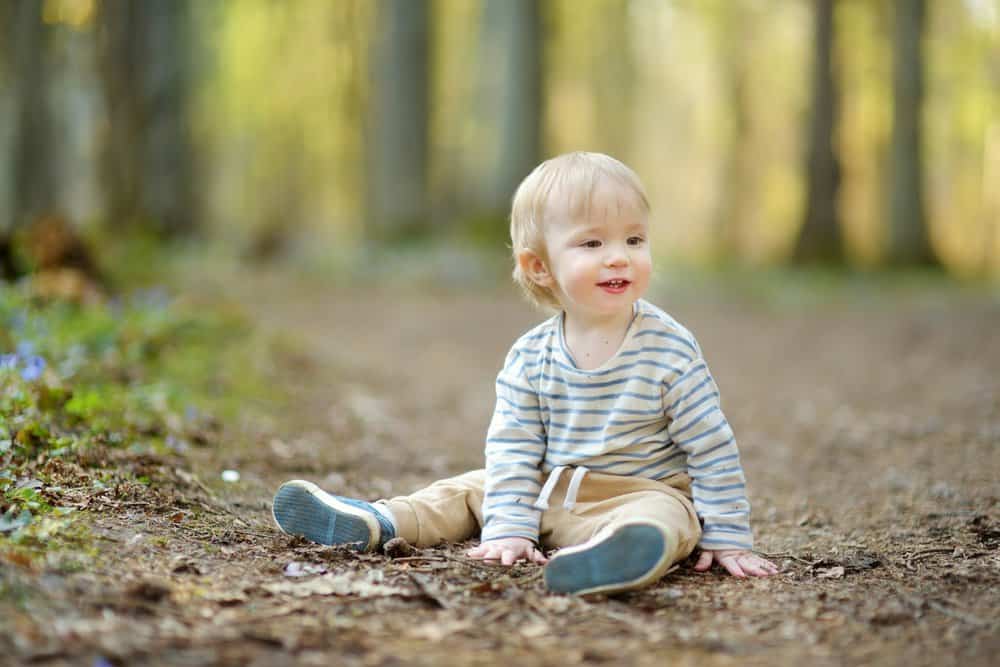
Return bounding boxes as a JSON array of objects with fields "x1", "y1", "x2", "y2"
[{"x1": 598, "y1": 279, "x2": 630, "y2": 293}]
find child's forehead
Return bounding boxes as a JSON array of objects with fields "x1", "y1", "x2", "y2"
[{"x1": 544, "y1": 176, "x2": 646, "y2": 226}]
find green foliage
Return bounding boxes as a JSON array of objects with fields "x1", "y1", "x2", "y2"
[{"x1": 0, "y1": 281, "x2": 273, "y2": 545}]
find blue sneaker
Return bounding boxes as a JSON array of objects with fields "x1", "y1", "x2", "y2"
[
  {"x1": 272, "y1": 480, "x2": 396, "y2": 551},
  {"x1": 544, "y1": 521, "x2": 674, "y2": 595}
]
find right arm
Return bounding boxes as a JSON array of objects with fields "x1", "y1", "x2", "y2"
[{"x1": 471, "y1": 350, "x2": 547, "y2": 561}]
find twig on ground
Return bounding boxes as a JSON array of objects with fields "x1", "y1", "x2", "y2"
[
  {"x1": 173, "y1": 522, "x2": 275, "y2": 541},
  {"x1": 762, "y1": 552, "x2": 822, "y2": 566},
  {"x1": 407, "y1": 571, "x2": 454, "y2": 609},
  {"x1": 389, "y1": 556, "x2": 448, "y2": 564},
  {"x1": 437, "y1": 554, "x2": 509, "y2": 572},
  {"x1": 904, "y1": 547, "x2": 955, "y2": 571}
]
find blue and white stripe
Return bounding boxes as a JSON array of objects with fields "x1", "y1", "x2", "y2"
[{"x1": 481, "y1": 299, "x2": 753, "y2": 550}]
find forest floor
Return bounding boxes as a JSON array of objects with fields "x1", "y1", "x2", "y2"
[{"x1": 2, "y1": 265, "x2": 999, "y2": 666}]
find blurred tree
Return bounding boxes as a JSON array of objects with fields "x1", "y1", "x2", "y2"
[
  {"x1": 711, "y1": 1, "x2": 756, "y2": 261},
  {"x1": 204, "y1": 0, "x2": 371, "y2": 254},
  {"x1": 96, "y1": 0, "x2": 199, "y2": 237},
  {"x1": 887, "y1": 0, "x2": 934, "y2": 265},
  {"x1": 794, "y1": 0, "x2": 844, "y2": 263},
  {"x1": 466, "y1": 0, "x2": 542, "y2": 237},
  {"x1": 836, "y1": 0, "x2": 892, "y2": 266},
  {"x1": 366, "y1": 0, "x2": 430, "y2": 242},
  {"x1": 591, "y1": 0, "x2": 634, "y2": 162},
  {"x1": 7, "y1": 0, "x2": 59, "y2": 232},
  {"x1": 546, "y1": 0, "x2": 634, "y2": 161}
]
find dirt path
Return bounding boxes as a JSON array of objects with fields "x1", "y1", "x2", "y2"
[{"x1": 5, "y1": 272, "x2": 999, "y2": 666}]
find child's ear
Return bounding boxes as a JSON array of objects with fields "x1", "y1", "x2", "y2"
[{"x1": 517, "y1": 250, "x2": 554, "y2": 287}]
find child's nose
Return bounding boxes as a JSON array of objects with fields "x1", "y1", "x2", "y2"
[{"x1": 604, "y1": 245, "x2": 630, "y2": 267}]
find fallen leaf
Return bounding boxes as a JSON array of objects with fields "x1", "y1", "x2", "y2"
[
  {"x1": 519, "y1": 621, "x2": 551, "y2": 638},
  {"x1": 407, "y1": 620, "x2": 474, "y2": 641},
  {"x1": 169, "y1": 557, "x2": 202, "y2": 575},
  {"x1": 203, "y1": 589, "x2": 248, "y2": 606},
  {"x1": 264, "y1": 570, "x2": 410, "y2": 598},
  {"x1": 816, "y1": 566, "x2": 845, "y2": 579},
  {"x1": 1, "y1": 550, "x2": 34, "y2": 569},
  {"x1": 283, "y1": 561, "x2": 327, "y2": 577},
  {"x1": 540, "y1": 596, "x2": 573, "y2": 612}
]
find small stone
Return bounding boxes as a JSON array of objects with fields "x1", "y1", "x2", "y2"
[
  {"x1": 382, "y1": 537, "x2": 417, "y2": 558},
  {"x1": 816, "y1": 566, "x2": 845, "y2": 579}
]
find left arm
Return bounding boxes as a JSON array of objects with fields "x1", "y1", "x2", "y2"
[{"x1": 664, "y1": 356, "x2": 777, "y2": 577}]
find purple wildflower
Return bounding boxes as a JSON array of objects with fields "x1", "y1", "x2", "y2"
[{"x1": 20, "y1": 355, "x2": 46, "y2": 381}]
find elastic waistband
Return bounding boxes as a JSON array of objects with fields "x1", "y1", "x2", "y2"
[{"x1": 532, "y1": 465, "x2": 590, "y2": 511}]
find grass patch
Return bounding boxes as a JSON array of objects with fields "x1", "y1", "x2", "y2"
[{"x1": 0, "y1": 279, "x2": 279, "y2": 554}]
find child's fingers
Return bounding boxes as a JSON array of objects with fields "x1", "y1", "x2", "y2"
[
  {"x1": 719, "y1": 555, "x2": 747, "y2": 578},
  {"x1": 466, "y1": 545, "x2": 488, "y2": 558},
  {"x1": 693, "y1": 551, "x2": 714, "y2": 571},
  {"x1": 752, "y1": 555, "x2": 781, "y2": 576},
  {"x1": 467, "y1": 541, "x2": 546, "y2": 566},
  {"x1": 469, "y1": 544, "x2": 503, "y2": 561},
  {"x1": 746, "y1": 554, "x2": 780, "y2": 576},
  {"x1": 739, "y1": 557, "x2": 771, "y2": 577}
]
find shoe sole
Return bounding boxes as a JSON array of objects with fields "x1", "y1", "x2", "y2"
[
  {"x1": 544, "y1": 521, "x2": 672, "y2": 595},
  {"x1": 272, "y1": 480, "x2": 377, "y2": 551}
]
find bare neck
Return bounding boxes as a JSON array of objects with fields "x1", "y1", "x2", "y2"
[{"x1": 562, "y1": 305, "x2": 636, "y2": 370}]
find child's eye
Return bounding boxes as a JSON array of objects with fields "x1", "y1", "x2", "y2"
[
  {"x1": 581, "y1": 240, "x2": 602, "y2": 248},
  {"x1": 627, "y1": 236, "x2": 645, "y2": 246}
]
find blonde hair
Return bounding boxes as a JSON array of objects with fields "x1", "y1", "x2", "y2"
[{"x1": 510, "y1": 152, "x2": 651, "y2": 309}]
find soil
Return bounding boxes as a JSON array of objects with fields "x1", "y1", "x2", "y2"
[{"x1": 2, "y1": 271, "x2": 998, "y2": 666}]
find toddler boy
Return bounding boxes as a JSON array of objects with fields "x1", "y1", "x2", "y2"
[{"x1": 273, "y1": 152, "x2": 777, "y2": 594}]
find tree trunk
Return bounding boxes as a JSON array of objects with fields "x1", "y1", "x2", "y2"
[
  {"x1": 592, "y1": 0, "x2": 634, "y2": 163},
  {"x1": 793, "y1": 0, "x2": 844, "y2": 264},
  {"x1": 9, "y1": 0, "x2": 57, "y2": 230},
  {"x1": 470, "y1": 0, "x2": 542, "y2": 222},
  {"x1": 714, "y1": 4, "x2": 753, "y2": 262},
  {"x1": 366, "y1": 0, "x2": 430, "y2": 242},
  {"x1": 96, "y1": 0, "x2": 198, "y2": 237},
  {"x1": 887, "y1": 0, "x2": 933, "y2": 265}
]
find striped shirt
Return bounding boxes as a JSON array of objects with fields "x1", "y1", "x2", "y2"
[{"x1": 481, "y1": 299, "x2": 753, "y2": 551}]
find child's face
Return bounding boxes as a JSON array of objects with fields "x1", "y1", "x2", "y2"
[{"x1": 533, "y1": 180, "x2": 651, "y2": 322}]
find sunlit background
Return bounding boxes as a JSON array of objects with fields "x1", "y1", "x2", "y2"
[{"x1": 1, "y1": 0, "x2": 998, "y2": 279}]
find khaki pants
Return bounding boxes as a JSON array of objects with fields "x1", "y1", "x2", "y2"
[{"x1": 383, "y1": 469, "x2": 702, "y2": 568}]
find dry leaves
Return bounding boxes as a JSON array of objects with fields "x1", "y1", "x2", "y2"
[{"x1": 262, "y1": 570, "x2": 410, "y2": 598}]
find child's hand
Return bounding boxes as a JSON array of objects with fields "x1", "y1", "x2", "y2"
[
  {"x1": 466, "y1": 537, "x2": 548, "y2": 565},
  {"x1": 694, "y1": 549, "x2": 779, "y2": 577}
]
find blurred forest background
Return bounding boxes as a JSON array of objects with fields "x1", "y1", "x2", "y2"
[{"x1": 1, "y1": 0, "x2": 999, "y2": 283}]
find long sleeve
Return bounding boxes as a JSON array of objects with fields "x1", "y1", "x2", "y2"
[
  {"x1": 480, "y1": 350, "x2": 547, "y2": 543},
  {"x1": 664, "y1": 357, "x2": 753, "y2": 551}
]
